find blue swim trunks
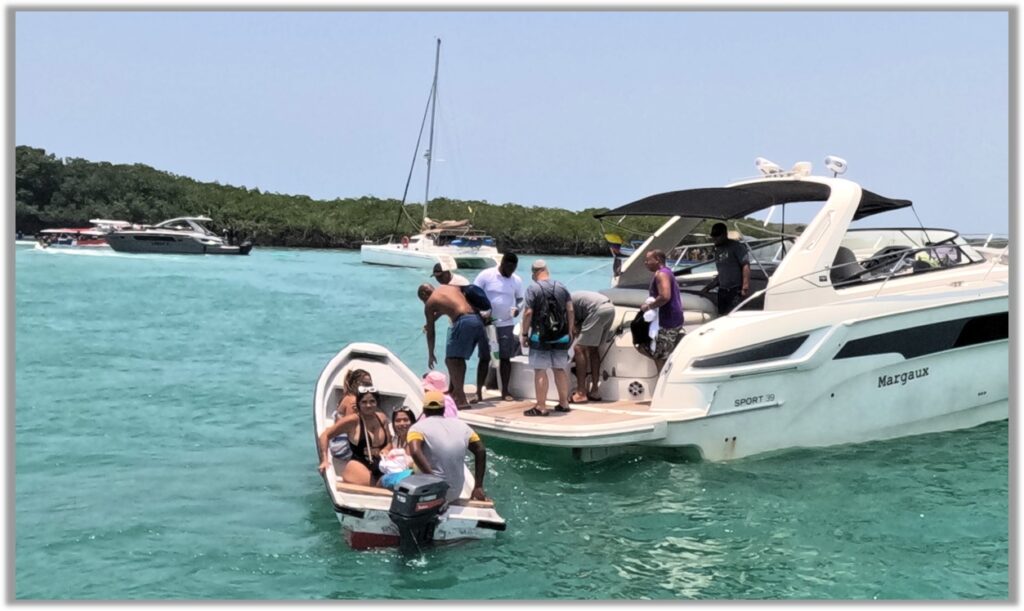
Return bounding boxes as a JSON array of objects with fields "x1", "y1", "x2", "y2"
[{"x1": 446, "y1": 314, "x2": 488, "y2": 360}]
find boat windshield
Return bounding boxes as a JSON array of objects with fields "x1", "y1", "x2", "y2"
[{"x1": 670, "y1": 236, "x2": 796, "y2": 275}]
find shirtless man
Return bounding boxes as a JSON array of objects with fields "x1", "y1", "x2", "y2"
[{"x1": 418, "y1": 283, "x2": 488, "y2": 410}]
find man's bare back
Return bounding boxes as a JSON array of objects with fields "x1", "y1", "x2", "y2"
[{"x1": 424, "y1": 284, "x2": 475, "y2": 323}]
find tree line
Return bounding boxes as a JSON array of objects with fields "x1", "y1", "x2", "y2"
[{"x1": 15, "y1": 146, "x2": 790, "y2": 255}]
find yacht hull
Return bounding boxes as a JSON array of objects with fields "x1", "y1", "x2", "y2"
[
  {"x1": 106, "y1": 233, "x2": 252, "y2": 255},
  {"x1": 461, "y1": 292, "x2": 1009, "y2": 462},
  {"x1": 360, "y1": 243, "x2": 499, "y2": 270}
]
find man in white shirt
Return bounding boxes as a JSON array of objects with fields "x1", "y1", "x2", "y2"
[{"x1": 473, "y1": 253, "x2": 524, "y2": 400}]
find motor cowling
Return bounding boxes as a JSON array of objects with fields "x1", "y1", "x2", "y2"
[{"x1": 388, "y1": 474, "x2": 449, "y2": 553}]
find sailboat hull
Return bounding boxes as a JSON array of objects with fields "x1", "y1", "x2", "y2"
[{"x1": 360, "y1": 242, "x2": 500, "y2": 270}]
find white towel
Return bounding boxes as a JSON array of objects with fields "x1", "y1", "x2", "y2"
[
  {"x1": 379, "y1": 448, "x2": 413, "y2": 475},
  {"x1": 643, "y1": 297, "x2": 659, "y2": 352}
]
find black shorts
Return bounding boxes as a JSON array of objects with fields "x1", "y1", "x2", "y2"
[{"x1": 717, "y1": 287, "x2": 742, "y2": 315}]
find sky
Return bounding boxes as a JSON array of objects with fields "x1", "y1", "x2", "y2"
[{"x1": 14, "y1": 10, "x2": 1010, "y2": 233}]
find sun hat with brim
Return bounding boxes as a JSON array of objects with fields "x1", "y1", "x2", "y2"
[{"x1": 422, "y1": 371, "x2": 448, "y2": 393}]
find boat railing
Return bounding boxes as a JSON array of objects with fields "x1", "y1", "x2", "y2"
[{"x1": 733, "y1": 241, "x2": 998, "y2": 313}]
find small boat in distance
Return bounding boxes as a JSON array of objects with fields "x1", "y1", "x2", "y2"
[
  {"x1": 105, "y1": 216, "x2": 253, "y2": 255},
  {"x1": 35, "y1": 219, "x2": 131, "y2": 250},
  {"x1": 315, "y1": 342, "x2": 506, "y2": 550},
  {"x1": 360, "y1": 38, "x2": 502, "y2": 271}
]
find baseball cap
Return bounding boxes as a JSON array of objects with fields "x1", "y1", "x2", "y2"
[
  {"x1": 431, "y1": 261, "x2": 455, "y2": 277},
  {"x1": 531, "y1": 259, "x2": 547, "y2": 272},
  {"x1": 423, "y1": 390, "x2": 445, "y2": 409}
]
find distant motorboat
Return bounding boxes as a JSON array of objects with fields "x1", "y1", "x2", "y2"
[
  {"x1": 35, "y1": 218, "x2": 131, "y2": 250},
  {"x1": 105, "y1": 216, "x2": 253, "y2": 255}
]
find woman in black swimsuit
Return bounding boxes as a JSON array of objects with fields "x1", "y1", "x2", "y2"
[{"x1": 318, "y1": 388, "x2": 392, "y2": 486}]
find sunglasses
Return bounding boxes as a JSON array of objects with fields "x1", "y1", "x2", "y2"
[{"x1": 357, "y1": 385, "x2": 378, "y2": 394}]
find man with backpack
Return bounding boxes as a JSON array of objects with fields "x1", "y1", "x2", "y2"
[{"x1": 519, "y1": 260, "x2": 575, "y2": 417}]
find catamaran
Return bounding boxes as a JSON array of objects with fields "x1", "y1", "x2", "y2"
[{"x1": 360, "y1": 39, "x2": 501, "y2": 271}]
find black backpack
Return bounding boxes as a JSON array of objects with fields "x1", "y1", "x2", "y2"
[
  {"x1": 537, "y1": 281, "x2": 569, "y2": 343},
  {"x1": 630, "y1": 310, "x2": 652, "y2": 356}
]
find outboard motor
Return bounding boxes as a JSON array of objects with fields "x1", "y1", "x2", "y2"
[{"x1": 388, "y1": 474, "x2": 449, "y2": 554}]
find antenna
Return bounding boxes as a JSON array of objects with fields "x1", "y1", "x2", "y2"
[
  {"x1": 824, "y1": 155, "x2": 847, "y2": 177},
  {"x1": 755, "y1": 157, "x2": 783, "y2": 176}
]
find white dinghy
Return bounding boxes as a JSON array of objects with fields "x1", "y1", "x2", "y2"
[{"x1": 314, "y1": 342, "x2": 506, "y2": 550}]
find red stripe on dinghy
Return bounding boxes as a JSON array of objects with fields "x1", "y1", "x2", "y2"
[{"x1": 345, "y1": 530, "x2": 400, "y2": 550}]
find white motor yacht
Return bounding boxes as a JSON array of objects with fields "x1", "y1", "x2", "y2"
[
  {"x1": 443, "y1": 157, "x2": 1009, "y2": 461},
  {"x1": 105, "y1": 216, "x2": 253, "y2": 255},
  {"x1": 314, "y1": 343, "x2": 506, "y2": 550}
]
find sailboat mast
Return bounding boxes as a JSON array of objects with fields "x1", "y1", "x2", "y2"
[{"x1": 424, "y1": 37, "x2": 440, "y2": 222}]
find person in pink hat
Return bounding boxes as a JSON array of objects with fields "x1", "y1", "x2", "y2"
[{"x1": 422, "y1": 370, "x2": 459, "y2": 418}]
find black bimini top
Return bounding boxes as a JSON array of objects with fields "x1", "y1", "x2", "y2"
[{"x1": 594, "y1": 181, "x2": 912, "y2": 222}]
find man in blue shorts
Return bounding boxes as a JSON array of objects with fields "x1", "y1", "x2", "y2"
[{"x1": 418, "y1": 283, "x2": 488, "y2": 410}]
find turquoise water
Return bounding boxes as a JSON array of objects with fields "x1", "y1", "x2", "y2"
[{"x1": 15, "y1": 246, "x2": 1008, "y2": 599}]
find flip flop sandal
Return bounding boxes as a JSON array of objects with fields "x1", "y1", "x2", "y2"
[
  {"x1": 554, "y1": 404, "x2": 572, "y2": 413},
  {"x1": 523, "y1": 407, "x2": 550, "y2": 417}
]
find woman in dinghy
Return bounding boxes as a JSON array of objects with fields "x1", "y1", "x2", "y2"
[
  {"x1": 379, "y1": 408, "x2": 417, "y2": 490},
  {"x1": 318, "y1": 387, "x2": 392, "y2": 486},
  {"x1": 334, "y1": 369, "x2": 373, "y2": 419}
]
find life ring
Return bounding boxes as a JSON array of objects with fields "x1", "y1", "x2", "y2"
[{"x1": 401, "y1": 236, "x2": 410, "y2": 249}]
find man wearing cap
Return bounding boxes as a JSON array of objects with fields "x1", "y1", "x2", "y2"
[
  {"x1": 418, "y1": 283, "x2": 488, "y2": 410},
  {"x1": 431, "y1": 261, "x2": 470, "y2": 287},
  {"x1": 407, "y1": 390, "x2": 488, "y2": 503},
  {"x1": 700, "y1": 222, "x2": 751, "y2": 315},
  {"x1": 472, "y1": 253, "x2": 524, "y2": 401},
  {"x1": 520, "y1": 259, "x2": 575, "y2": 416}
]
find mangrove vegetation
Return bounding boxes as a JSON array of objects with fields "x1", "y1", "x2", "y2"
[{"x1": 16, "y1": 146, "x2": 793, "y2": 255}]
